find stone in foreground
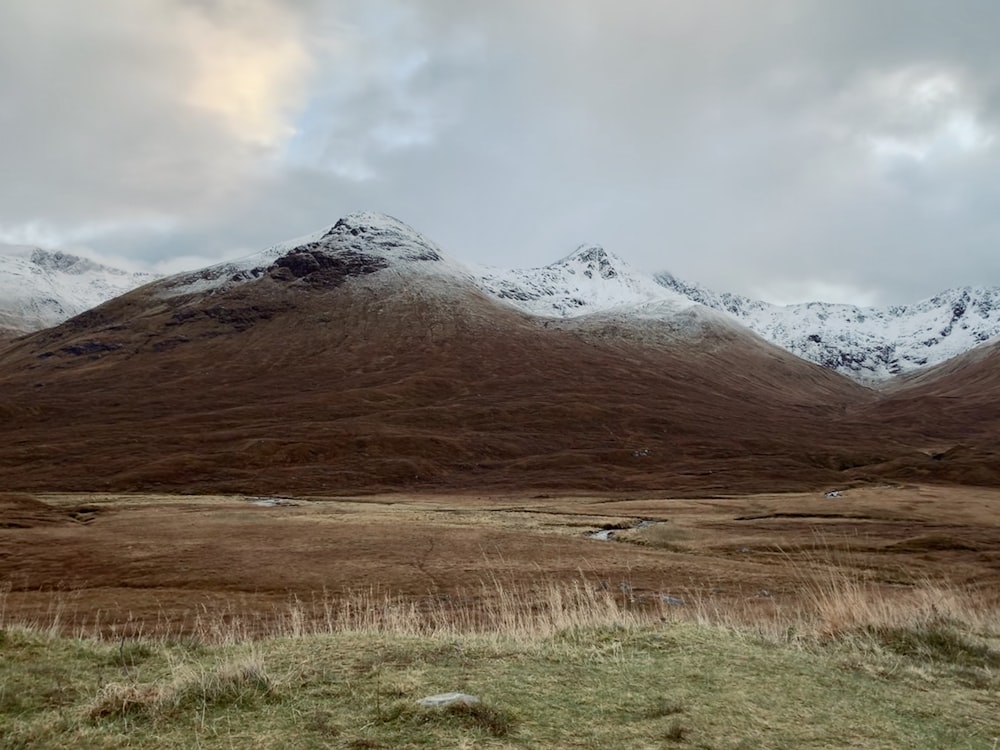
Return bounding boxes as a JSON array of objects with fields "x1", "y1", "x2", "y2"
[{"x1": 417, "y1": 692, "x2": 480, "y2": 708}]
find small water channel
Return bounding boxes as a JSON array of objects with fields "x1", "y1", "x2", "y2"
[{"x1": 586, "y1": 519, "x2": 662, "y2": 541}]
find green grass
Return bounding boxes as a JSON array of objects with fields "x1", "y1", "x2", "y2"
[
  {"x1": 2, "y1": 573, "x2": 998, "y2": 748},
  {"x1": 2, "y1": 616, "x2": 999, "y2": 749}
]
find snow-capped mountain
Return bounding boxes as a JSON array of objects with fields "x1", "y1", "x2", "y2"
[
  {"x1": 0, "y1": 212, "x2": 869, "y2": 496},
  {"x1": 475, "y1": 244, "x2": 691, "y2": 318},
  {"x1": 161, "y1": 212, "x2": 465, "y2": 299},
  {"x1": 4, "y1": 213, "x2": 998, "y2": 386},
  {"x1": 656, "y1": 272, "x2": 1000, "y2": 382},
  {"x1": 0, "y1": 245, "x2": 156, "y2": 336},
  {"x1": 161, "y1": 212, "x2": 703, "y2": 326}
]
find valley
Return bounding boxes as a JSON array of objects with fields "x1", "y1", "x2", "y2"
[
  {"x1": 1, "y1": 215, "x2": 999, "y2": 749},
  {"x1": 1, "y1": 212, "x2": 998, "y2": 638},
  {"x1": 3, "y1": 485, "x2": 997, "y2": 635}
]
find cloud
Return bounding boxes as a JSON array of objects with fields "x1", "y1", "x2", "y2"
[
  {"x1": 181, "y1": 0, "x2": 312, "y2": 147},
  {"x1": 0, "y1": 0, "x2": 313, "y2": 223},
  {"x1": 2, "y1": 0, "x2": 1000, "y2": 305}
]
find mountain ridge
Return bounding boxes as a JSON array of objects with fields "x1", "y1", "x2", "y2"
[
  {"x1": 655, "y1": 271, "x2": 1000, "y2": 382},
  {"x1": 2, "y1": 213, "x2": 998, "y2": 384}
]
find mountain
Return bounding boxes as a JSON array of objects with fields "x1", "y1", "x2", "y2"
[
  {"x1": 832, "y1": 338, "x2": 1000, "y2": 486},
  {"x1": 0, "y1": 212, "x2": 892, "y2": 496},
  {"x1": 0, "y1": 245, "x2": 156, "y2": 337},
  {"x1": 473, "y1": 250, "x2": 1000, "y2": 384},
  {"x1": 475, "y1": 245, "x2": 691, "y2": 318},
  {"x1": 656, "y1": 272, "x2": 1000, "y2": 383},
  {"x1": 4, "y1": 232, "x2": 996, "y2": 389}
]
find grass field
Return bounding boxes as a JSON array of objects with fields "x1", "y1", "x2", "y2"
[
  {"x1": 2, "y1": 580, "x2": 999, "y2": 749},
  {"x1": 2, "y1": 484, "x2": 999, "y2": 748}
]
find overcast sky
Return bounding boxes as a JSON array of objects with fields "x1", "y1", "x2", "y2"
[{"x1": 2, "y1": 1, "x2": 999, "y2": 305}]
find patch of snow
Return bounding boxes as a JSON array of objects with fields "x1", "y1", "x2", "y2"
[
  {"x1": 588, "y1": 519, "x2": 664, "y2": 541},
  {"x1": 246, "y1": 496, "x2": 298, "y2": 507}
]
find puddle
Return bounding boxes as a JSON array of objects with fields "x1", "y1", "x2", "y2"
[
  {"x1": 588, "y1": 529, "x2": 617, "y2": 541},
  {"x1": 588, "y1": 519, "x2": 663, "y2": 541},
  {"x1": 246, "y1": 496, "x2": 298, "y2": 507}
]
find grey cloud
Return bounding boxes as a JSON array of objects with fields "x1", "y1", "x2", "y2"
[
  {"x1": 0, "y1": 0, "x2": 312, "y2": 227},
  {"x1": 1, "y1": 4, "x2": 226, "y2": 220},
  {"x1": 2, "y1": 0, "x2": 999, "y2": 305}
]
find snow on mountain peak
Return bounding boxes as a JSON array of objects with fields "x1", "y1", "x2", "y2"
[
  {"x1": 160, "y1": 211, "x2": 463, "y2": 298},
  {"x1": 655, "y1": 271, "x2": 1000, "y2": 382},
  {"x1": 29, "y1": 248, "x2": 104, "y2": 275},
  {"x1": 552, "y1": 244, "x2": 624, "y2": 280},
  {"x1": 319, "y1": 211, "x2": 446, "y2": 265},
  {"x1": 161, "y1": 216, "x2": 698, "y2": 325},
  {"x1": 475, "y1": 244, "x2": 691, "y2": 319},
  {"x1": 0, "y1": 245, "x2": 155, "y2": 335},
  {"x1": 8, "y1": 214, "x2": 999, "y2": 385}
]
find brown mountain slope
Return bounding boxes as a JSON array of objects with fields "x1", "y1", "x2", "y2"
[
  {"x1": 0, "y1": 216, "x2": 917, "y2": 495},
  {"x1": 845, "y1": 340, "x2": 1000, "y2": 485}
]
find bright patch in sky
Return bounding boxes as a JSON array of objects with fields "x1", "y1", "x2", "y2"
[
  {"x1": 857, "y1": 67, "x2": 994, "y2": 164},
  {"x1": 182, "y1": 4, "x2": 311, "y2": 148}
]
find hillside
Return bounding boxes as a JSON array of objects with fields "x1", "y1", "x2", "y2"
[{"x1": 0, "y1": 212, "x2": 887, "y2": 495}]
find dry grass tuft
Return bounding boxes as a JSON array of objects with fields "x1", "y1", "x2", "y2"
[
  {"x1": 4, "y1": 556, "x2": 999, "y2": 651},
  {"x1": 385, "y1": 698, "x2": 517, "y2": 738},
  {"x1": 86, "y1": 653, "x2": 276, "y2": 723},
  {"x1": 267, "y1": 577, "x2": 658, "y2": 642},
  {"x1": 663, "y1": 720, "x2": 690, "y2": 743},
  {"x1": 88, "y1": 681, "x2": 161, "y2": 720}
]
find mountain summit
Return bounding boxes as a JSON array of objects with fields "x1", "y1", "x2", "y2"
[
  {"x1": 475, "y1": 243, "x2": 690, "y2": 319},
  {"x1": 161, "y1": 211, "x2": 462, "y2": 299}
]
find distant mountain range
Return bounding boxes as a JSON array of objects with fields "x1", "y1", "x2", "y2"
[
  {"x1": 2, "y1": 218, "x2": 999, "y2": 383},
  {"x1": 655, "y1": 272, "x2": 1000, "y2": 383},
  {"x1": 1, "y1": 211, "x2": 997, "y2": 494},
  {"x1": 0, "y1": 245, "x2": 156, "y2": 336}
]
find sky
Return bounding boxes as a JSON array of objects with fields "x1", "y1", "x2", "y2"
[{"x1": 2, "y1": 0, "x2": 999, "y2": 306}]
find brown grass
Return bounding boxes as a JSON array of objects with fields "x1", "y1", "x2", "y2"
[
  {"x1": 1, "y1": 485, "x2": 998, "y2": 641},
  {"x1": 4, "y1": 565, "x2": 997, "y2": 651}
]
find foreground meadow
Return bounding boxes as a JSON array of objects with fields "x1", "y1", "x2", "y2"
[
  {"x1": 1, "y1": 484, "x2": 998, "y2": 748},
  {"x1": 2, "y1": 580, "x2": 999, "y2": 749}
]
